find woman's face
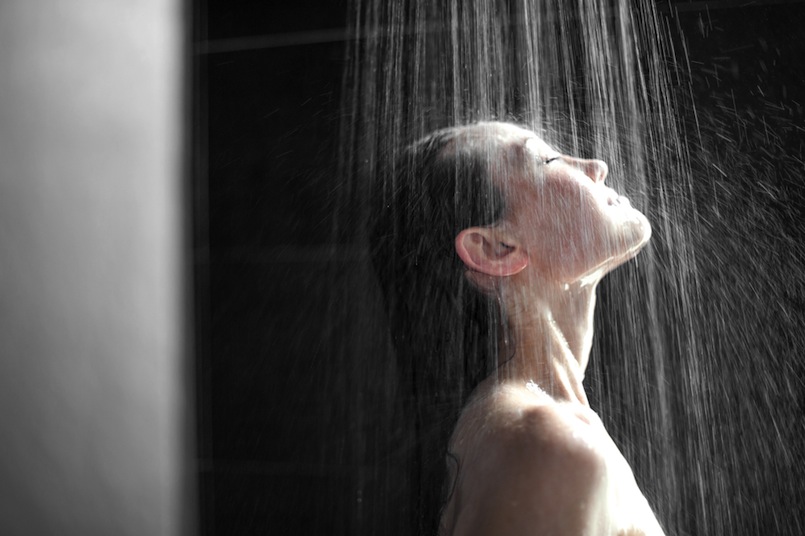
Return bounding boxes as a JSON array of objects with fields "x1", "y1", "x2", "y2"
[{"x1": 494, "y1": 126, "x2": 651, "y2": 283}]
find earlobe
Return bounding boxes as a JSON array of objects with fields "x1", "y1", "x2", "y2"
[{"x1": 455, "y1": 227, "x2": 528, "y2": 277}]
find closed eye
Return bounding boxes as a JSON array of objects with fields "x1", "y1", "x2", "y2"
[{"x1": 543, "y1": 156, "x2": 561, "y2": 165}]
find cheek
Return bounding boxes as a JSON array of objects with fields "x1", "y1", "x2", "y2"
[
  {"x1": 539, "y1": 184, "x2": 604, "y2": 243},
  {"x1": 535, "y1": 187, "x2": 614, "y2": 277}
]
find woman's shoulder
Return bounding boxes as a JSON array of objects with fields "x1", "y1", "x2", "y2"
[
  {"x1": 456, "y1": 382, "x2": 599, "y2": 442},
  {"x1": 443, "y1": 383, "x2": 610, "y2": 534},
  {"x1": 451, "y1": 381, "x2": 607, "y2": 486}
]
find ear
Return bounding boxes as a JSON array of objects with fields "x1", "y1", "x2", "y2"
[{"x1": 455, "y1": 227, "x2": 528, "y2": 277}]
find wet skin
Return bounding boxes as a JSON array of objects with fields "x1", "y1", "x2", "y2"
[
  {"x1": 440, "y1": 381, "x2": 665, "y2": 536},
  {"x1": 442, "y1": 123, "x2": 664, "y2": 535}
]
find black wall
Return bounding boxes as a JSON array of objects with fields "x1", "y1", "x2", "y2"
[{"x1": 194, "y1": 2, "x2": 353, "y2": 534}]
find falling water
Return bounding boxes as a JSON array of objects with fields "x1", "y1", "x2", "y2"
[{"x1": 331, "y1": 1, "x2": 805, "y2": 534}]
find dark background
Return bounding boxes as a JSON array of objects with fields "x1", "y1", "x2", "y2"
[{"x1": 192, "y1": 1, "x2": 805, "y2": 534}]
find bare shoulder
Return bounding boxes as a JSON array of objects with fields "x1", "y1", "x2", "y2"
[
  {"x1": 452, "y1": 382, "x2": 605, "y2": 470},
  {"x1": 443, "y1": 383, "x2": 666, "y2": 535},
  {"x1": 444, "y1": 384, "x2": 610, "y2": 535}
]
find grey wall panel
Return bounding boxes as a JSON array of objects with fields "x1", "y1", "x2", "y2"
[{"x1": 0, "y1": 1, "x2": 188, "y2": 535}]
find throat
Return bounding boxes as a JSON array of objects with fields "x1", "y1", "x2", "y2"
[{"x1": 497, "y1": 282, "x2": 598, "y2": 405}]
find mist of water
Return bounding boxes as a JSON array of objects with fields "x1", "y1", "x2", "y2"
[{"x1": 331, "y1": 1, "x2": 805, "y2": 534}]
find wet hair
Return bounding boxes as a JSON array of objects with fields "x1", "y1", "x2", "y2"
[{"x1": 368, "y1": 122, "x2": 518, "y2": 535}]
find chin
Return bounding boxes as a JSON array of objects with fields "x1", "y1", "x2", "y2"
[
  {"x1": 564, "y1": 211, "x2": 653, "y2": 283},
  {"x1": 598, "y1": 213, "x2": 652, "y2": 274},
  {"x1": 627, "y1": 211, "x2": 652, "y2": 253}
]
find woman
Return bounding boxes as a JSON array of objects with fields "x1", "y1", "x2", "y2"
[{"x1": 369, "y1": 122, "x2": 664, "y2": 535}]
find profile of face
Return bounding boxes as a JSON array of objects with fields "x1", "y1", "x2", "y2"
[{"x1": 455, "y1": 123, "x2": 651, "y2": 286}]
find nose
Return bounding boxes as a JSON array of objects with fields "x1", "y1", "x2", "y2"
[
  {"x1": 565, "y1": 156, "x2": 608, "y2": 183},
  {"x1": 581, "y1": 158, "x2": 608, "y2": 183}
]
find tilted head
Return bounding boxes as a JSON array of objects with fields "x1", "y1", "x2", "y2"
[
  {"x1": 452, "y1": 122, "x2": 651, "y2": 295},
  {"x1": 371, "y1": 121, "x2": 651, "y2": 337}
]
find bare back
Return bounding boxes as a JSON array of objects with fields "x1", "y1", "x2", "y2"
[{"x1": 439, "y1": 382, "x2": 665, "y2": 536}]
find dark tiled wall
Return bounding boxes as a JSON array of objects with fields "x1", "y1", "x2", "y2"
[{"x1": 194, "y1": 2, "x2": 364, "y2": 534}]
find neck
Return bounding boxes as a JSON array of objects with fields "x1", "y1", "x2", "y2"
[{"x1": 495, "y1": 276, "x2": 600, "y2": 406}]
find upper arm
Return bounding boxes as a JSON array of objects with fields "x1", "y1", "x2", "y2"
[{"x1": 450, "y1": 403, "x2": 610, "y2": 536}]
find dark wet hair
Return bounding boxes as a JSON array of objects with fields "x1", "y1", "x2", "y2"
[{"x1": 368, "y1": 123, "x2": 515, "y2": 535}]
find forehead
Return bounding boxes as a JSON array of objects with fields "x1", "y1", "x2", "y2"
[
  {"x1": 483, "y1": 124, "x2": 556, "y2": 166},
  {"x1": 523, "y1": 135, "x2": 555, "y2": 158},
  {"x1": 493, "y1": 128, "x2": 558, "y2": 183},
  {"x1": 456, "y1": 123, "x2": 560, "y2": 187}
]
